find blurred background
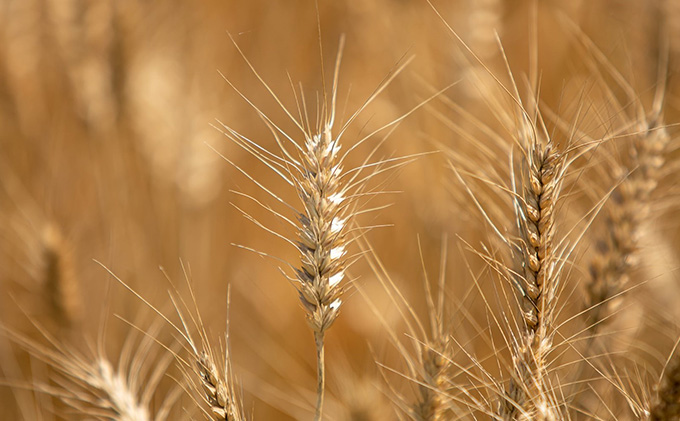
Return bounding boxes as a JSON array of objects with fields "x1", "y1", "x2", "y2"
[{"x1": 0, "y1": 0, "x2": 678, "y2": 419}]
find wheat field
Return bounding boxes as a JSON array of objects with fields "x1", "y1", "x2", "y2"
[{"x1": 1, "y1": 1, "x2": 679, "y2": 420}]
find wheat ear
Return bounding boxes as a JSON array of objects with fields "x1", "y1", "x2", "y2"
[
  {"x1": 194, "y1": 349, "x2": 243, "y2": 421},
  {"x1": 411, "y1": 240, "x2": 453, "y2": 421},
  {"x1": 297, "y1": 107, "x2": 352, "y2": 420},
  {"x1": 97, "y1": 262, "x2": 246, "y2": 421},
  {"x1": 649, "y1": 348, "x2": 680, "y2": 420},
  {"x1": 584, "y1": 116, "x2": 669, "y2": 333},
  {"x1": 0, "y1": 322, "x2": 168, "y2": 421},
  {"x1": 41, "y1": 223, "x2": 82, "y2": 329},
  {"x1": 166, "y1": 282, "x2": 245, "y2": 421},
  {"x1": 501, "y1": 131, "x2": 564, "y2": 421},
  {"x1": 218, "y1": 32, "x2": 415, "y2": 419},
  {"x1": 411, "y1": 340, "x2": 451, "y2": 421},
  {"x1": 355, "y1": 233, "x2": 455, "y2": 420}
]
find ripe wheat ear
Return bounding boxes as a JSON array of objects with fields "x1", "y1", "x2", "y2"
[{"x1": 215, "y1": 31, "x2": 433, "y2": 420}]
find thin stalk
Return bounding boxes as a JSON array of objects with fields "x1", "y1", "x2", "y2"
[{"x1": 314, "y1": 332, "x2": 326, "y2": 421}]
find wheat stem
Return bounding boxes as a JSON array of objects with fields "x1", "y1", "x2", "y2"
[{"x1": 314, "y1": 331, "x2": 326, "y2": 421}]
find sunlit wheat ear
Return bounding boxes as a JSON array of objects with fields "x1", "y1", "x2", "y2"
[
  {"x1": 192, "y1": 349, "x2": 244, "y2": 421},
  {"x1": 1, "y1": 320, "x2": 174, "y2": 421},
  {"x1": 213, "y1": 31, "x2": 428, "y2": 420},
  {"x1": 429, "y1": 21, "x2": 569, "y2": 415},
  {"x1": 182, "y1": 315, "x2": 245, "y2": 421}
]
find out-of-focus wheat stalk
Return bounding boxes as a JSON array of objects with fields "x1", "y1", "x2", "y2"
[{"x1": 41, "y1": 223, "x2": 83, "y2": 330}]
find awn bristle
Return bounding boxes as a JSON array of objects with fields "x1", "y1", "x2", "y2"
[
  {"x1": 501, "y1": 134, "x2": 563, "y2": 421},
  {"x1": 584, "y1": 117, "x2": 669, "y2": 332}
]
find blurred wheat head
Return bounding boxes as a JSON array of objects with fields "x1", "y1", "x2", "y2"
[{"x1": 1, "y1": 1, "x2": 680, "y2": 420}]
